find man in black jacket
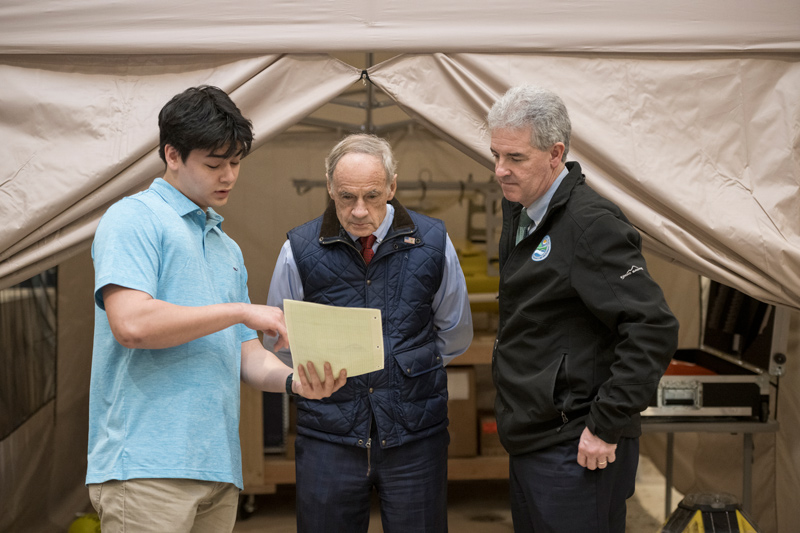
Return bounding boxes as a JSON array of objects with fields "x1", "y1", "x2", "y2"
[{"x1": 488, "y1": 85, "x2": 679, "y2": 533}]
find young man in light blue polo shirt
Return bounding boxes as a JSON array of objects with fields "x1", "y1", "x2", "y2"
[{"x1": 87, "y1": 86, "x2": 347, "y2": 533}]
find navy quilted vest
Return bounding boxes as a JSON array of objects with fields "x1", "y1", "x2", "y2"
[{"x1": 288, "y1": 199, "x2": 448, "y2": 449}]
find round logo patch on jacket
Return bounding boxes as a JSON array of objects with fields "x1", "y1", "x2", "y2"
[{"x1": 532, "y1": 235, "x2": 551, "y2": 261}]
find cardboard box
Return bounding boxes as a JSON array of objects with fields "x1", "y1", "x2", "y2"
[
  {"x1": 479, "y1": 413, "x2": 507, "y2": 456},
  {"x1": 447, "y1": 366, "x2": 478, "y2": 457}
]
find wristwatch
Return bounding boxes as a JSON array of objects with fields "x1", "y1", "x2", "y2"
[{"x1": 285, "y1": 373, "x2": 297, "y2": 396}]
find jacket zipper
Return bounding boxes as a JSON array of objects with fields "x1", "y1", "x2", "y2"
[{"x1": 556, "y1": 411, "x2": 569, "y2": 433}]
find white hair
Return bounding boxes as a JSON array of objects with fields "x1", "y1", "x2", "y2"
[{"x1": 487, "y1": 85, "x2": 571, "y2": 162}]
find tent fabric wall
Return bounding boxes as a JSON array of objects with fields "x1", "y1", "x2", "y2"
[
  {"x1": 2, "y1": 2, "x2": 799, "y2": 532},
  {"x1": 0, "y1": 54, "x2": 361, "y2": 289},
  {"x1": 368, "y1": 53, "x2": 800, "y2": 309},
  {"x1": 1, "y1": 0, "x2": 798, "y2": 54},
  {"x1": 2, "y1": 53, "x2": 799, "y2": 308}
]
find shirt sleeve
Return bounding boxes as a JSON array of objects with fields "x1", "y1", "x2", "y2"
[
  {"x1": 262, "y1": 240, "x2": 302, "y2": 365},
  {"x1": 92, "y1": 199, "x2": 161, "y2": 310},
  {"x1": 432, "y1": 234, "x2": 474, "y2": 365},
  {"x1": 237, "y1": 260, "x2": 259, "y2": 344},
  {"x1": 571, "y1": 214, "x2": 679, "y2": 443}
]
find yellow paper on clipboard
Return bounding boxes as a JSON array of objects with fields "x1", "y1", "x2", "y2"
[{"x1": 284, "y1": 299, "x2": 384, "y2": 381}]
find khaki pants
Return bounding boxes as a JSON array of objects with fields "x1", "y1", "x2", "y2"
[{"x1": 88, "y1": 478, "x2": 239, "y2": 533}]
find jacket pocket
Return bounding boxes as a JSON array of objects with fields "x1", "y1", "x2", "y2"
[
  {"x1": 391, "y1": 343, "x2": 448, "y2": 432},
  {"x1": 496, "y1": 351, "x2": 566, "y2": 436},
  {"x1": 296, "y1": 395, "x2": 362, "y2": 435}
]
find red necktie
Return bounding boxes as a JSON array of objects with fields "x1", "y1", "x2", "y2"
[{"x1": 358, "y1": 235, "x2": 377, "y2": 265}]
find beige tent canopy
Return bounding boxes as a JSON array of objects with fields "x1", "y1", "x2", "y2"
[
  {"x1": 2, "y1": 0, "x2": 799, "y2": 54},
  {"x1": 1, "y1": 0, "x2": 799, "y2": 308},
  {"x1": 1, "y1": 1, "x2": 799, "y2": 532}
]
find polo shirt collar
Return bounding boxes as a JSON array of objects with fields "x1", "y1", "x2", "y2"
[{"x1": 150, "y1": 178, "x2": 224, "y2": 226}]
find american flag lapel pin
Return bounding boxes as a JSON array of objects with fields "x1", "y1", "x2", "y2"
[{"x1": 404, "y1": 237, "x2": 416, "y2": 244}]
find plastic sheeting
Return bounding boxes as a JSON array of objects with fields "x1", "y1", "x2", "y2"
[{"x1": 0, "y1": 271, "x2": 56, "y2": 440}]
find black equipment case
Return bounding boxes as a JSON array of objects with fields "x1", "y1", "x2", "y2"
[{"x1": 643, "y1": 282, "x2": 788, "y2": 422}]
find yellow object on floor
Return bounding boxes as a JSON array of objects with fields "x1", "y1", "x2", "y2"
[
  {"x1": 68, "y1": 513, "x2": 101, "y2": 533},
  {"x1": 660, "y1": 493, "x2": 760, "y2": 533}
]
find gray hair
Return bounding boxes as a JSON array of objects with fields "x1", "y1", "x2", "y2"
[
  {"x1": 487, "y1": 85, "x2": 571, "y2": 162},
  {"x1": 325, "y1": 133, "x2": 397, "y2": 188}
]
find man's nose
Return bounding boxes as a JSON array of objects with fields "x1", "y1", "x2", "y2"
[
  {"x1": 221, "y1": 164, "x2": 237, "y2": 183},
  {"x1": 495, "y1": 158, "x2": 510, "y2": 177},
  {"x1": 352, "y1": 199, "x2": 369, "y2": 217}
]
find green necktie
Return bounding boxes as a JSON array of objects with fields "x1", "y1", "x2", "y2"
[{"x1": 515, "y1": 209, "x2": 533, "y2": 245}]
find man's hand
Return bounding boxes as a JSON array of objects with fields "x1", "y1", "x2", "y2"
[
  {"x1": 293, "y1": 361, "x2": 347, "y2": 400},
  {"x1": 241, "y1": 304, "x2": 289, "y2": 351},
  {"x1": 577, "y1": 426, "x2": 617, "y2": 470}
]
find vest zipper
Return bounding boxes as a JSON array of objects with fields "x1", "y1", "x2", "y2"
[
  {"x1": 365, "y1": 437, "x2": 372, "y2": 476},
  {"x1": 341, "y1": 239, "x2": 367, "y2": 266}
]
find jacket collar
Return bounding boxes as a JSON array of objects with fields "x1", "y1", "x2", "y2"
[{"x1": 319, "y1": 197, "x2": 416, "y2": 241}]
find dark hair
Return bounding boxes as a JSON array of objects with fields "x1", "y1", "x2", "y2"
[{"x1": 158, "y1": 85, "x2": 253, "y2": 164}]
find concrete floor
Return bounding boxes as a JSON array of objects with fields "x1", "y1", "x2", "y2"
[{"x1": 233, "y1": 454, "x2": 682, "y2": 532}]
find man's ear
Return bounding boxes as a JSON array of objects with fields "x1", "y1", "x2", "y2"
[
  {"x1": 550, "y1": 143, "x2": 565, "y2": 167},
  {"x1": 164, "y1": 144, "x2": 182, "y2": 170},
  {"x1": 386, "y1": 174, "x2": 398, "y2": 201},
  {"x1": 326, "y1": 174, "x2": 334, "y2": 199}
]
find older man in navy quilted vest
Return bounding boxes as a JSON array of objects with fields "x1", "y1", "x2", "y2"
[{"x1": 265, "y1": 133, "x2": 473, "y2": 533}]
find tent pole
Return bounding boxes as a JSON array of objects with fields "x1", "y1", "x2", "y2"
[{"x1": 365, "y1": 52, "x2": 374, "y2": 133}]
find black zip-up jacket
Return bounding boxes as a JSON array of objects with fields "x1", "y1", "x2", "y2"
[{"x1": 493, "y1": 161, "x2": 679, "y2": 456}]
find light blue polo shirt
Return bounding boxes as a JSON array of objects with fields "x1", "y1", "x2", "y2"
[{"x1": 87, "y1": 178, "x2": 257, "y2": 489}]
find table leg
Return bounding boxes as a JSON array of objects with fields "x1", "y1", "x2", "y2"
[
  {"x1": 665, "y1": 432, "x2": 674, "y2": 520},
  {"x1": 742, "y1": 433, "x2": 753, "y2": 512}
]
